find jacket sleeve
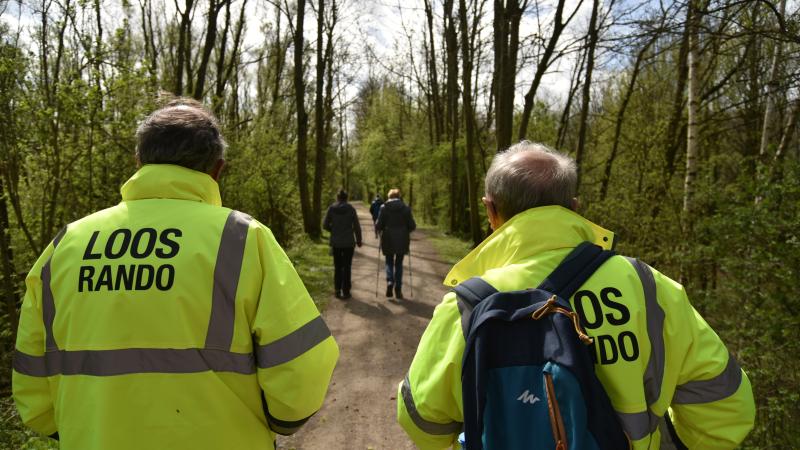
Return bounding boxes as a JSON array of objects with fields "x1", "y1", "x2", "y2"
[
  {"x1": 12, "y1": 244, "x2": 58, "y2": 437},
  {"x1": 397, "y1": 292, "x2": 464, "y2": 449},
  {"x1": 251, "y1": 225, "x2": 339, "y2": 435},
  {"x1": 352, "y1": 206, "x2": 362, "y2": 245},
  {"x1": 406, "y1": 207, "x2": 416, "y2": 232},
  {"x1": 658, "y1": 272, "x2": 755, "y2": 449},
  {"x1": 323, "y1": 206, "x2": 332, "y2": 232},
  {"x1": 375, "y1": 206, "x2": 385, "y2": 232}
]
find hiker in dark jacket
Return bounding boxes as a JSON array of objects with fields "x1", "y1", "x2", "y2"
[
  {"x1": 370, "y1": 195, "x2": 383, "y2": 222},
  {"x1": 375, "y1": 189, "x2": 416, "y2": 300},
  {"x1": 323, "y1": 190, "x2": 362, "y2": 299},
  {"x1": 369, "y1": 195, "x2": 383, "y2": 238}
]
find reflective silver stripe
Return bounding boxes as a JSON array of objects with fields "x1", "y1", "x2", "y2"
[
  {"x1": 401, "y1": 374, "x2": 462, "y2": 435},
  {"x1": 617, "y1": 410, "x2": 659, "y2": 441},
  {"x1": 267, "y1": 413, "x2": 312, "y2": 436},
  {"x1": 13, "y1": 348, "x2": 255, "y2": 377},
  {"x1": 205, "y1": 211, "x2": 252, "y2": 350},
  {"x1": 615, "y1": 258, "x2": 664, "y2": 441},
  {"x1": 268, "y1": 420, "x2": 304, "y2": 436},
  {"x1": 256, "y1": 316, "x2": 332, "y2": 368},
  {"x1": 673, "y1": 352, "x2": 743, "y2": 404},
  {"x1": 625, "y1": 257, "x2": 664, "y2": 406},
  {"x1": 43, "y1": 227, "x2": 67, "y2": 351},
  {"x1": 13, "y1": 350, "x2": 48, "y2": 376}
]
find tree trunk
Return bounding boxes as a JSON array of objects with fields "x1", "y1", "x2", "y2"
[
  {"x1": 459, "y1": 0, "x2": 482, "y2": 246},
  {"x1": 518, "y1": 0, "x2": 573, "y2": 140},
  {"x1": 493, "y1": 0, "x2": 524, "y2": 153},
  {"x1": 574, "y1": 0, "x2": 600, "y2": 190},
  {"x1": 194, "y1": 0, "x2": 224, "y2": 100},
  {"x1": 213, "y1": 0, "x2": 231, "y2": 112},
  {"x1": 0, "y1": 156, "x2": 19, "y2": 334},
  {"x1": 140, "y1": 0, "x2": 159, "y2": 83},
  {"x1": 556, "y1": 45, "x2": 586, "y2": 149},
  {"x1": 424, "y1": 0, "x2": 444, "y2": 144},
  {"x1": 294, "y1": 0, "x2": 314, "y2": 235},
  {"x1": 663, "y1": 13, "x2": 691, "y2": 182},
  {"x1": 444, "y1": 0, "x2": 460, "y2": 234},
  {"x1": 173, "y1": 0, "x2": 194, "y2": 95},
  {"x1": 683, "y1": 0, "x2": 701, "y2": 220},
  {"x1": 757, "y1": 0, "x2": 787, "y2": 173},
  {"x1": 768, "y1": 98, "x2": 800, "y2": 184},
  {"x1": 270, "y1": 2, "x2": 285, "y2": 116},
  {"x1": 311, "y1": 0, "x2": 333, "y2": 239},
  {"x1": 600, "y1": 36, "x2": 655, "y2": 200}
]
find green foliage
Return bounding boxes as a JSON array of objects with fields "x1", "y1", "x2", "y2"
[
  {"x1": 694, "y1": 162, "x2": 800, "y2": 448},
  {"x1": 0, "y1": 397, "x2": 58, "y2": 450},
  {"x1": 222, "y1": 114, "x2": 302, "y2": 245}
]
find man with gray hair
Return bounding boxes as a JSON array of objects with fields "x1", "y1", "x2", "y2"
[
  {"x1": 13, "y1": 97, "x2": 339, "y2": 450},
  {"x1": 398, "y1": 141, "x2": 754, "y2": 449}
]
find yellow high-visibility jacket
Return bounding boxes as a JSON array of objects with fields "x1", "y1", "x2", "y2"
[
  {"x1": 397, "y1": 206, "x2": 755, "y2": 450},
  {"x1": 13, "y1": 164, "x2": 339, "y2": 450}
]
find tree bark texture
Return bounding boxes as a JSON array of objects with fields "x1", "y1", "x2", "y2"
[
  {"x1": 683, "y1": 0, "x2": 701, "y2": 219},
  {"x1": 493, "y1": 0, "x2": 524, "y2": 153},
  {"x1": 518, "y1": 0, "x2": 574, "y2": 141},
  {"x1": 294, "y1": 0, "x2": 314, "y2": 235},
  {"x1": 459, "y1": 0, "x2": 482, "y2": 246},
  {"x1": 600, "y1": 36, "x2": 656, "y2": 200},
  {"x1": 444, "y1": 0, "x2": 460, "y2": 234},
  {"x1": 574, "y1": 0, "x2": 600, "y2": 190}
]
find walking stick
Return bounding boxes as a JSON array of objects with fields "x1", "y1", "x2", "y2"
[
  {"x1": 408, "y1": 248, "x2": 413, "y2": 298},
  {"x1": 375, "y1": 235, "x2": 381, "y2": 298}
]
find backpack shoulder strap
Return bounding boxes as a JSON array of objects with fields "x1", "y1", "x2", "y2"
[
  {"x1": 537, "y1": 241, "x2": 616, "y2": 300},
  {"x1": 453, "y1": 277, "x2": 498, "y2": 339}
]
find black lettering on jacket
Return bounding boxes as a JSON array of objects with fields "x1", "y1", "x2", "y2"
[
  {"x1": 131, "y1": 228, "x2": 158, "y2": 259},
  {"x1": 105, "y1": 229, "x2": 132, "y2": 259},
  {"x1": 574, "y1": 290, "x2": 604, "y2": 329},
  {"x1": 156, "y1": 229, "x2": 182, "y2": 258},
  {"x1": 76, "y1": 228, "x2": 182, "y2": 293},
  {"x1": 83, "y1": 232, "x2": 102, "y2": 260},
  {"x1": 600, "y1": 287, "x2": 630, "y2": 326}
]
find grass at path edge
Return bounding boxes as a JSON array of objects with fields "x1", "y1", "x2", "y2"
[
  {"x1": 417, "y1": 225, "x2": 473, "y2": 266},
  {"x1": 287, "y1": 235, "x2": 333, "y2": 312}
]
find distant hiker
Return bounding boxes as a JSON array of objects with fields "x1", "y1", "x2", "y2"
[
  {"x1": 12, "y1": 98, "x2": 339, "y2": 450},
  {"x1": 323, "y1": 190, "x2": 363, "y2": 299},
  {"x1": 397, "y1": 142, "x2": 755, "y2": 449},
  {"x1": 375, "y1": 189, "x2": 416, "y2": 300},
  {"x1": 370, "y1": 194, "x2": 384, "y2": 223}
]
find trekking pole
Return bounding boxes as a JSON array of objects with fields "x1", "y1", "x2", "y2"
[
  {"x1": 408, "y1": 249, "x2": 413, "y2": 298},
  {"x1": 375, "y1": 238, "x2": 380, "y2": 298}
]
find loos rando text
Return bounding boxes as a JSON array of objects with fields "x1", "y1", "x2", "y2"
[{"x1": 78, "y1": 228, "x2": 182, "y2": 292}]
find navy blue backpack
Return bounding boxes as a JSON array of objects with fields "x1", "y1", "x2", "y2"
[{"x1": 455, "y1": 242, "x2": 630, "y2": 450}]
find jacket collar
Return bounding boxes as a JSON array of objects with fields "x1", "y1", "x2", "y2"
[
  {"x1": 443, "y1": 206, "x2": 615, "y2": 286},
  {"x1": 120, "y1": 164, "x2": 222, "y2": 206}
]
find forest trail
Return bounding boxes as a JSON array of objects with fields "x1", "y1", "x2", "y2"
[{"x1": 278, "y1": 201, "x2": 452, "y2": 450}]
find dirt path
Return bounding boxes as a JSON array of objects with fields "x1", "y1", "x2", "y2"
[{"x1": 278, "y1": 201, "x2": 452, "y2": 450}]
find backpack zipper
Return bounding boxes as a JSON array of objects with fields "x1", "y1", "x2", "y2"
[{"x1": 544, "y1": 373, "x2": 567, "y2": 450}]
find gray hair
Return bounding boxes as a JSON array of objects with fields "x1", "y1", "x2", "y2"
[
  {"x1": 484, "y1": 141, "x2": 577, "y2": 220},
  {"x1": 135, "y1": 98, "x2": 226, "y2": 173}
]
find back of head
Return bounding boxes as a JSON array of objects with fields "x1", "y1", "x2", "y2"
[
  {"x1": 387, "y1": 188, "x2": 401, "y2": 199},
  {"x1": 484, "y1": 141, "x2": 577, "y2": 221},
  {"x1": 135, "y1": 97, "x2": 226, "y2": 173},
  {"x1": 337, "y1": 190, "x2": 348, "y2": 202}
]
